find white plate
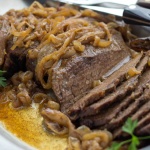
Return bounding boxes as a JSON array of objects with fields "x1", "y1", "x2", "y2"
[
  {"x1": 0, "y1": 124, "x2": 34, "y2": 150},
  {"x1": 0, "y1": 0, "x2": 149, "y2": 150}
]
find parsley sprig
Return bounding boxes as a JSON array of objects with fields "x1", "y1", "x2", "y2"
[
  {"x1": 0, "y1": 70, "x2": 7, "y2": 87},
  {"x1": 108, "y1": 118, "x2": 150, "y2": 150}
]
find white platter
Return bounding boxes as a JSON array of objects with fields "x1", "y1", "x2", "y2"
[{"x1": 0, "y1": 0, "x2": 149, "y2": 150}]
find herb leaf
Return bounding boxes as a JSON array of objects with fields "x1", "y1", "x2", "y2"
[
  {"x1": 108, "y1": 118, "x2": 150, "y2": 150},
  {"x1": 132, "y1": 136, "x2": 140, "y2": 146},
  {"x1": 107, "y1": 142, "x2": 122, "y2": 150},
  {"x1": 128, "y1": 136, "x2": 140, "y2": 150},
  {"x1": 0, "y1": 77, "x2": 7, "y2": 87},
  {"x1": 122, "y1": 118, "x2": 138, "y2": 136},
  {"x1": 0, "y1": 70, "x2": 7, "y2": 87},
  {"x1": 128, "y1": 141, "x2": 137, "y2": 150},
  {"x1": 0, "y1": 70, "x2": 6, "y2": 76}
]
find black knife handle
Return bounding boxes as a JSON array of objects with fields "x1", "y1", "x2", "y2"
[
  {"x1": 137, "y1": 0, "x2": 150, "y2": 8},
  {"x1": 123, "y1": 5, "x2": 150, "y2": 26}
]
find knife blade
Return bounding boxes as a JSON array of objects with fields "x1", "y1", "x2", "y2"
[
  {"x1": 50, "y1": 0, "x2": 150, "y2": 8},
  {"x1": 47, "y1": 0, "x2": 150, "y2": 26},
  {"x1": 51, "y1": 0, "x2": 138, "y2": 6},
  {"x1": 80, "y1": 5, "x2": 150, "y2": 26}
]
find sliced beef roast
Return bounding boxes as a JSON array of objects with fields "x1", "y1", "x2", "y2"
[
  {"x1": 136, "y1": 113, "x2": 150, "y2": 135},
  {"x1": 52, "y1": 30, "x2": 130, "y2": 112},
  {"x1": 113, "y1": 86, "x2": 150, "y2": 138},
  {"x1": 107, "y1": 87, "x2": 150, "y2": 130},
  {"x1": 3, "y1": 46, "x2": 27, "y2": 77},
  {"x1": 67, "y1": 52, "x2": 143, "y2": 120},
  {"x1": 76, "y1": 50, "x2": 150, "y2": 139},
  {"x1": 82, "y1": 54, "x2": 149, "y2": 116},
  {"x1": 81, "y1": 69, "x2": 150, "y2": 129},
  {"x1": 0, "y1": 3, "x2": 150, "y2": 144},
  {"x1": 0, "y1": 31, "x2": 7, "y2": 67}
]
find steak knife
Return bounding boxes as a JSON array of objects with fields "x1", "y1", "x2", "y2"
[
  {"x1": 49, "y1": 0, "x2": 150, "y2": 26},
  {"x1": 81, "y1": 5, "x2": 150, "y2": 26}
]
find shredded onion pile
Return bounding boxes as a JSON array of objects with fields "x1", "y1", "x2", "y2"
[
  {"x1": 42, "y1": 103, "x2": 112, "y2": 150},
  {"x1": 2, "y1": 1, "x2": 112, "y2": 89}
]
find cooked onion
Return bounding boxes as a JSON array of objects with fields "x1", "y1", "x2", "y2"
[
  {"x1": 130, "y1": 49, "x2": 139, "y2": 58},
  {"x1": 68, "y1": 127, "x2": 112, "y2": 150},
  {"x1": 148, "y1": 57, "x2": 150, "y2": 67},
  {"x1": 93, "y1": 80, "x2": 101, "y2": 88},
  {"x1": 33, "y1": 93, "x2": 48, "y2": 103},
  {"x1": 45, "y1": 100, "x2": 60, "y2": 110},
  {"x1": 73, "y1": 40, "x2": 85, "y2": 52},
  {"x1": 36, "y1": 32, "x2": 76, "y2": 89},
  {"x1": 42, "y1": 108, "x2": 74, "y2": 133},
  {"x1": 2, "y1": 1, "x2": 112, "y2": 89},
  {"x1": 130, "y1": 38, "x2": 150, "y2": 52},
  {"x1": 68, "y1": 137, "x2": 81, "y2": 150},
  {"x1": 16, "y1": 90, "x2": 31, "y2": 106},
  {"x1": 127, "y1": 67, "x2": 141, "y2": 77},
  {"x1": 9, "y1": 71, "x2": 46, "y2": 108},
  {"x1": 42, "y1": 107, "x2": 112, "y2": 150},
  {"x1": 44, "y1": 119, "x2": 69, "y2": 135}
]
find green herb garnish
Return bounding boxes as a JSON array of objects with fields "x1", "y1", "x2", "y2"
[
  {"x1": 108, "y1": 118, "x2": 150, "y2": 150},
  {"x1": 0, "y1": 70, "x2": 7, "y2": 87}
]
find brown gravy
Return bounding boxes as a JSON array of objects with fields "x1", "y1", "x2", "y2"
[{"x1": 0, "y1": 99, "x2": 67, "y2": 150}]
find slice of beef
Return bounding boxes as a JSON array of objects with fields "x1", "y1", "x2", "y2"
[
  {"x1": 67, "y1": 52, "x2": 143, "y2": 120},
  {"x1": 131, "y1": 72, "x2": 150, "y2": 121},
  {"x1": 3, "y1": 46, "x2": 27, "y2": 77},
  {"x1": 26, "y1": 42, "x2": 55, "y2": 75},
  {"x1": 0, "y1": 16, "x2": 10, "y2": 67},
  {"x1": 137, "y1": 113, "x2": 150, "y2": 136},
  {"x1": 79, "y1": 57, "x2": 149, "y2": 128},
  {"x1": 81, "y1": 75, "x2": 139, "y2": 118},
  {"x1": 132, "y1": 97, "x2": 150, "y2": 121},
  {"x1": 3, "y1": 38, "x2": 40, "y2": 77},
  {"x1": 130, "y1": 37, "x2": 150, "y2": 52},
  {"x1": 80, "y1": 88, "x2": 142, "y2": 128},
  {"x1": 138, "y1": 124, "x2": 150, "y2": 136},
  {"x1": 52, "y1": 30, "x2": 130, "y2": 112},
  {"x1": 113, "y1": 90, "x2": 150, "y2": 138},
  {"x1": 136, "y1": 112, "x2": 150, "y2": 133},
  {"x1": 112, "y1": 70, "x2": 150, "y2": 138},
  {"x1": 107, "y1": 86, "x2": 150, "y2": 131},
  {"x1": 0, "y1": 31, "x2": 7, "y2": 67},
  {"x1": 133, "y1": 90, "x2": 150, "y2": 136}
]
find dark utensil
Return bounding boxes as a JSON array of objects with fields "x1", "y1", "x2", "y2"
[
  {"x1": 49, "y1": 0, "x2": 150, "y2": 26},
  {"x1": 81, "y1": 5, "x2": 150, "y2": 26}
]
